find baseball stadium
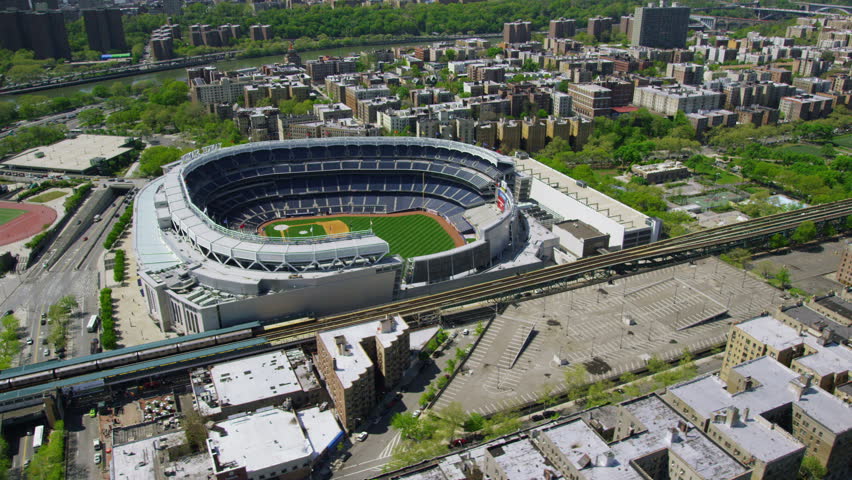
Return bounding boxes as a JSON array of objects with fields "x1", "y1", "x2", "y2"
[{"x1": 135, "y1": 138, "x2": 554, "y2": 334}]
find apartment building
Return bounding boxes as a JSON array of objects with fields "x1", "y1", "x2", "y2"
[{"x1": 315, "y1": 315, "x2": 409, "y2": 431}]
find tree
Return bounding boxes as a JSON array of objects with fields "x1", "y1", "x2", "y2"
[
  {"x1": 183, "y1": 411, "x2": 208, "y2": 452},
  {"x1": 390, "y1": 412, "x2": 420, "y2": 438},
  {"x1": 138, "y1": 145, "x2": 182, "y2": 177},
  {"x1": 754, "y1": 260, "x2": 777, "y2": 279},
  {"x1": 791, "y1": 221, "x2": 817, "y2": 245},
  {"x1": 798, "y1": 456, "x2": 827, "y2": 480},
  {"x1": 538, "y1": 382, "x2": 557, "y2": 407},
  {"x1": 721, "y1": 248, "x2": 751, "y2": 268},
  {"x1": 564, "y1": 364, "x2": 588, "y2": 400},
  {"x1": 463, "y1": 413, "x2": 485, "y2": 432},
  {"x1": 586, "y1": 380, "x2": 614, "y2": 408},
  {"x1": 776, "y1": 268, "x2": 792, "y2": 289},
  {"x1": 769, "y1": 233, "x2": 789, "y2": 250},
  {"x1": 149, "y1": 80, "x2": 189, "y2": 106},
  {"x1": 647, "y1": 354, "x2": 669, "y2": 374}
]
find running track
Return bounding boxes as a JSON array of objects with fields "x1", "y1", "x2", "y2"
[{"x1": 0, "y1": 201, "x2": 57, "y2": 246}]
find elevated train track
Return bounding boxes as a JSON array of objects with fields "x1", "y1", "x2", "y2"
[
  {"x1": 0, "y1": 200, "x2": 848, "y2": 395},
  {"x1": 263, "y1": 199, "x2": 852, "y2": 344}
]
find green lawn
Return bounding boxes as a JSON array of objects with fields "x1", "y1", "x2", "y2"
[
  {"x1": 263, "y1": 214, "x2": 457, "y2": 258},
  {"x1": 715, "y1": 171, "x2": 743, "y2": 185},
  {"x1": 28, "y1": 190, "x2": 67, "y2": 203},
  {"x1": 0, "y1": 207, "x2": 26, "y2": 226},
  {"x1": 781, "y1": 143, "x2": 824, "y2": 157},
  {"x1": 831, "y1": 134, "x2": 852, "y2": 149}
]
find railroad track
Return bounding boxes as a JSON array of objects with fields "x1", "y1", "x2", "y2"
[{"x1": 263, "y1": 199, "x2": 852, "y2": 343}]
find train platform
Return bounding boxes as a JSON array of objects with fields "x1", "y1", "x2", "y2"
[{"x1": 0, "y1": 337, "x2": 268, "y2": 406}]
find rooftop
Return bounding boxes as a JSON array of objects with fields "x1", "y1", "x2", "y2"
[
  {"x1": 209, "y1": 350, "x2": 308, "y2": 408},
  {"x1": 783, "y1": 303, "x2": 852, "y2": 340},
  {"x1": 112, "y1": 432, "x2": 185, "y2": 480},
  {"x1": 515, "y1": 156, "x2": 650, "y2": 231},
  {"x1": 5, "y1": 134, "x2": 134, "y2": 173},
  {"x1": 317, "y1": 315, "x2": 408, "y2": 389},
  {"x1": 554, "y1": 219, "x2": 607, "y2": 240},
  {"x1": 631, "y1": 161, "x2": 688, "y2": 174},
  {"x1": 487, "y1": 438, "x2": 559, "y2": 479},
  {"x1": 735, "y1": 315, "x2": 803, "y2": 350},
  {"x1": 797, "y1": 337, "x2": 852, "y2": 377},
  {"x1": 667, "y1": 357, "x2": 852, "y2": 461},
  {"x1": 208, "y1": 408, "x2": 312, "y2": 474}
]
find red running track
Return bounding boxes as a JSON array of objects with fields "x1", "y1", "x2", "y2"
[{"x1": 0, "y1": 201, "x2": 57, "y2": 246}]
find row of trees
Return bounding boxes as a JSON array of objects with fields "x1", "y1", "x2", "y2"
[
  {"x1": 560, "y1": 351, "x2": 699, "y2": 409},
  {"x1": 24, "y1": 421, "x2": 65, "y2": 480},
  {"x1": 0, "y1": 314, "x2": 20, "y2": 370},
  {"x1": 178, "y1": 0, "x2": 636, "y2": 41},
  {"x1": 387, "y1": 402, "x2": 520, "y2": 471},
  {"x1": 103, "y1": 201, "x2": 134, "y2": 249},
  {"x1": 99, "y1": 288, "x2": 117, "y2": 350},
  {"x1": 113, "y1": 250, "x2": 126, "y2": 283},
  {"x1": 47, "y1": 295, "x2": 78, "y2": 354}
]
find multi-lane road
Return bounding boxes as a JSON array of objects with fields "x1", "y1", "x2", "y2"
[{"x1": 0, "y1": 190, "x2": 130, "y2": 369}]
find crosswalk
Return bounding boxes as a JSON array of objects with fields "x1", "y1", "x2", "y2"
[{"x1": 378, "y1": 431, "x2": 402, "y2": 459}]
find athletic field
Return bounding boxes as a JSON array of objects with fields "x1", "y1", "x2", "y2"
[
  {"x1": 261, "y1": 213, "x2": 458, "y2": 258},
  {"x1": 0, "y1": 208, "x2": 26, "y2": 226}
]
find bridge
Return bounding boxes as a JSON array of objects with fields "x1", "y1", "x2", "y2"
[
  {"x1": 0, "y1": 199, "x2": 849, "y2": 401},
  {"x1": 792, "y1": 2, "x2": 852, "y2": 14},
  {"x1": 690, "y1": 15, "x2": 770, "y2": 30}
]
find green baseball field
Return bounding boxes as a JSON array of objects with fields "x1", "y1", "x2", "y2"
[
  {"x1": 0, "y1": 207, "x2": 26, "y2": 226},
  {"x1": 262, "y1": 213, "x2": 459, "y2": 258}
]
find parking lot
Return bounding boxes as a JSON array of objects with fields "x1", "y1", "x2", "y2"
[{"x1": 434, "y1": 257, "x2": 785, "y2": 415}]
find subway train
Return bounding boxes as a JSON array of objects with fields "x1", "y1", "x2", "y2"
[{"x1": 0, "y1": 328, "x2": 255, "y2": 393}]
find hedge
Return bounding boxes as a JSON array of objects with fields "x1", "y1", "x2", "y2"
[
  {"x1": 99, "y1": 288, "x2": 117, "y2": 350},
  {"x1": 103, "y1": 200, "x2": 133, "y2": 249}
]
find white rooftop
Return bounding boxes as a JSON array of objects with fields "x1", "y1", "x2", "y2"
[
  {"x1": 208, "y1": 408, "x2": 312, "y2": 475},
  {"x1": 112, "y1": 432, "x2": 185, "y2": 480},
  {"x1": 798, "y1": 337, "x2": 852, "y2": 376},
  {"x1": 488, "y1": 438, "x2": 559, "y2": 479},
  {"x1": 538, "y1": 396, "x2": 747, "y2": 480},
  {"x1": 210, "y1": 350, "x2": 303, "y2": 408},
  {"x1": 515, "y1": 156, "x2": 649, "y2": 229},
  {"x1": 317, "y1": 315, "x2": 408, "y2": 389},
  {"x1": 5, "y1": 134, "x2": 133, "y2": 173},
  {"x1": 298, "y1": 407, "x2": 344, "y2": 459},
  {"x1": 667, "y1": 357, "x2": 852, "y2": 462},
  {"x1": 735, "y1": 315, "x2": 803, "y2": 350}
]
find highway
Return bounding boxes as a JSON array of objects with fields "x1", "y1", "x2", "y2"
[{"x1": 263, "y1": 199, "x2": 852, "y2": 343}]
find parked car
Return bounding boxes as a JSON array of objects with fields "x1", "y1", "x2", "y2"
[
  {"x1": 356, "y1": 432, "x2": 368, "y2": 442},
  {"x1": 26, "y1": 338, "x2": 33, "y2": 345},
  {"x1": 412, "y1": 410, "x2": 421, "y2": 418},
  {"x1": 93, "y1": 453, "x2": 102, "y2": 464}
]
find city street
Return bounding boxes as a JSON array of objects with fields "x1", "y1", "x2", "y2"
[{"x1": 0, "y1": 189, "x2": 129, "y2": 367}]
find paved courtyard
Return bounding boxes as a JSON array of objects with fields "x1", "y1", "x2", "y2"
[{"x1": 434, "y1": 257, "x2": 785, "y2": 415}]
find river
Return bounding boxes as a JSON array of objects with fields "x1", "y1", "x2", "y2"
[{"x1": 5, "y1": 38, "x2": 495, "y2": 102}]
